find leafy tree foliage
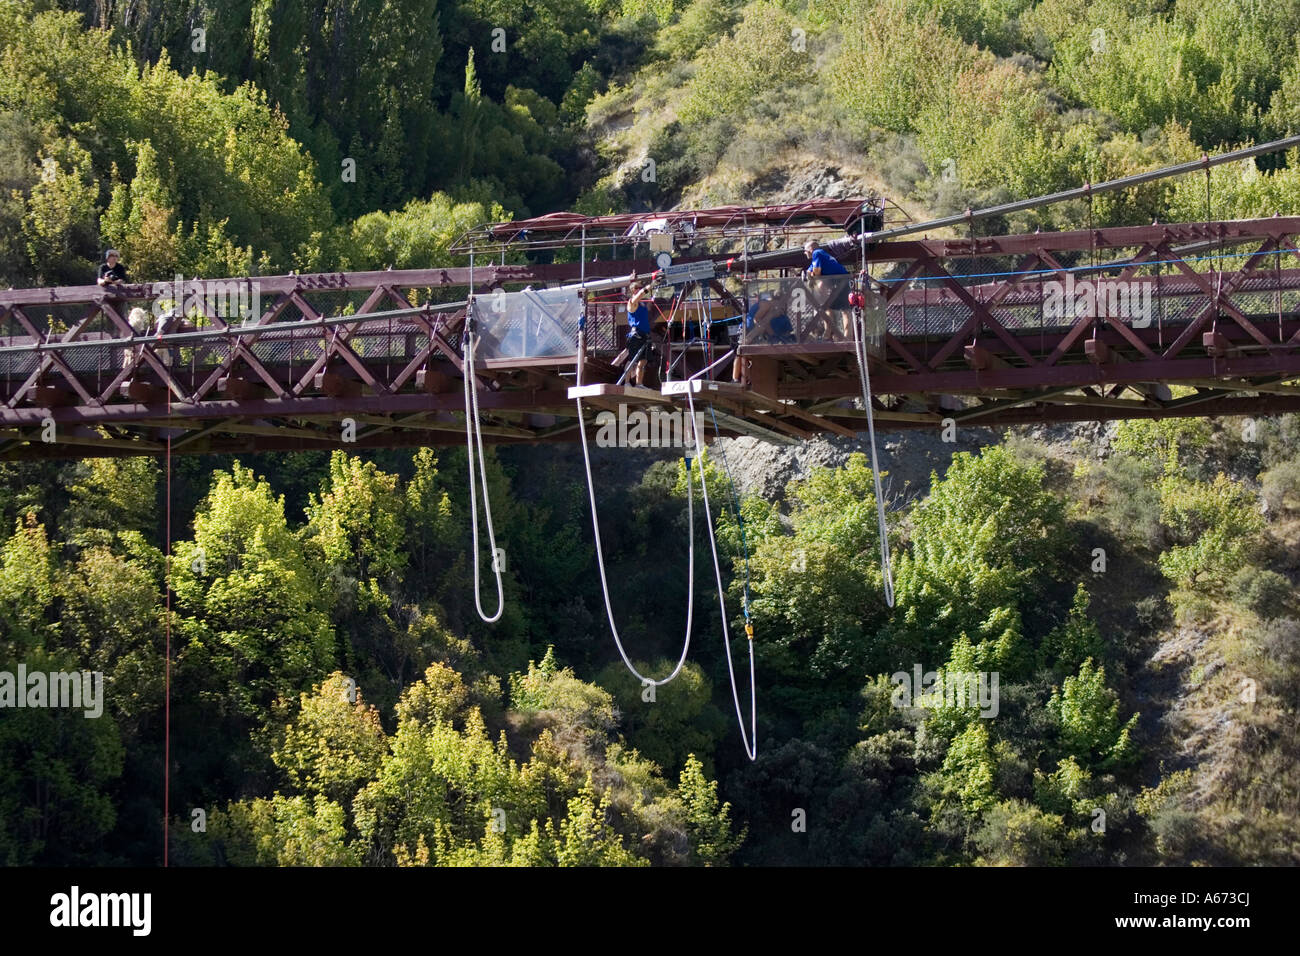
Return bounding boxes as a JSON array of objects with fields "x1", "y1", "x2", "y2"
[
  {"x1": 273, "y1": 673, "x2": 389, "y2": 807},
  {"x1": 1156, "y1": 473, "x2": 1263, "y2": 591},
  {"x1": 678, "y1": 753, "x2": 744, "y2": 864},
  {"x1": 1049, "y1": 658, "x2": 1139, "y2": 771},
  {"x1": 596, "y1": 659, "x2": 727, "y2": 776},
  {"x1": 887, "y1": 446, "x2": 1065, "y2": 676}
]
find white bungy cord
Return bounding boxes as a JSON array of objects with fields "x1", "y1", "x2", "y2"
[
  {"x1": 463, "y1": 326, "x2": 505, "y2": 623},
  {"x1": 574, "y1": 391, "x2": 696, "y2": 688},
  {"x1": 685, "y1": 385, "x2": 758, "y2": 761},
  {"x1": 852, "y1": 302, "x2": 896, "y2": 607}
]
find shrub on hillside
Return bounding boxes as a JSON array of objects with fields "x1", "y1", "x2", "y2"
[
  {"x1": 830, "y1": 0, "x2": 978, "y2": 136},
  {"x1": 1156, "y1": 473, "x2": 1264, "y2": 591},
  {"x1": 1134, "y1": 594, "x2": 1170, "y2": 632},
  {"x1": 1261, "y1": 457, "x2": 1300, "y2": 515},
  {"x1": 1230, "y1": 567, "x2": 1293, "y2": 620}
]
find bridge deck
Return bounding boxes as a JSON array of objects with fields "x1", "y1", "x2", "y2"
[{"x1": 4, "y1": 218, "x2": 1300, "y2": 458}]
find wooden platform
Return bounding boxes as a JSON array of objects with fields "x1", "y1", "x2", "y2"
[
  {"x1": 661, "y1": 378, "x2": 860, "y2": 442},
  {"x1": 567, "y1": 383, "x2": 673, "y2": 413}
]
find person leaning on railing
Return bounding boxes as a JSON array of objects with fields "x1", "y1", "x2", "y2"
[
  {"x1": 121, "y1": 306, "x2": 151, "y2": 370},
  {"x1": 97, "y1": 249, "x2": 128, "y2": 293}
]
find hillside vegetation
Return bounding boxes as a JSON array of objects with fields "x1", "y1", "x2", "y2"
[{"x1": 3, "y1": 418, "x2": 1299, "y2": 865}]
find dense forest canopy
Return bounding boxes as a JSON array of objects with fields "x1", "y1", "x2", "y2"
[{"x1": 2, "y1": 0, "x2": 1299, "y2": 866}]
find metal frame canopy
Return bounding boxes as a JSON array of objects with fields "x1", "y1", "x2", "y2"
[{"x1": 450, "y1": 198, "x2": 888, "y2": 253}]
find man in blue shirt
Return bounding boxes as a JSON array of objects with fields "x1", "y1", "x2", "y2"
[
  {"x1": 623, "y1": 278, "x2": 656, "y2": 386},
  {"x1": 804, "y1": 239, "x2": 847, "y2": 279},
  {"x1": 803, "y1": 239, "x2": 851, "y2": 340}
]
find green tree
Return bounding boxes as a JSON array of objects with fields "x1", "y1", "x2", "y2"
[
  {"x1": 354, "y1": 662, "x2": 549, "y2": 864},
  {"x1": 203, "y1": 794, "x2": 362, "y2": 867},
  {"x1": 1049, "y1": 658, "x2": 1139, "y2": 770},
  {"x1": 0, "y1": 515, "x2": 55, "y2": 637},
  {"x1": 744, "y1": 454, "x2": 894, "y2": 713},
  {"x1": 933, "y1": 720, "x2": 998, "y2": 816},
  {"x1": 596, "y1": 660, "x2": 726, "y2": 775},
  {"x1": 272, "y1": 673, "x2": 389, "y2": 808},
  {"x1": 170, "y1": 464, "x2": 336, "y2": 798},
  {"x1": 677, "y1": 753, "x2": 744, "y2": 865},
  {"x1": 63, "y1": 457, "x2": 160, "y2": 548},
  {"x1": 1156, "y1": 472, "x2": 1263, "y2": 590},
  {"x1": 342, "y1": 193, "x2": 502, "y2": 271},
  {"x1": 305, "y1": 452, "x2": 408, "y2": 617},
  {"x1": 551, "y1": 777, "x2": 647, "y2": 867},
  {"x1": 1040, "y1": 584, "x2": 1105, "y2": 674},
  {"x1": 0, "y1": 650, "x2": 125, "y2": 865},
  {"x1": 1, "y1": 9, "x2": 333, "y2": 279},
  {"x1": 678, "y1": 3, "x2": 810, "y2": 126},
  {"x1": 56, "y1": 542, "x2": 166, "y2": 729},
  {"x1": 831, "y1": 0, "x2": 978, "y2": 135},
  {"x1": 887, "y1": 446, "x2": 1064, "y2": 675},
  {"x1": 20, "y1": 136, "x2": 99, "y2": 284},
  {"x1": 973, "y1": 798, "x2": 1068, "y2": 865},
  {"x1": 510, "y1": 647, "x2": 619, "y2": 752}
]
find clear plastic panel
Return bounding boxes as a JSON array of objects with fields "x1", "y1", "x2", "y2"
[
  {"x1": 743, "y1": 276, "x2": 876, "y2": 349},
  {"x1": 860, "y1": 287, "x2": 886, "y2": 355},
  {"x1": 471, "y1": 287, "x2": 582, "y2": 360}
]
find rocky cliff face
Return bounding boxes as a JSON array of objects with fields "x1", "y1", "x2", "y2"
[
  {"x1": 502, "y1": 419, "x2": 1118, "y2": 508},
  {"x1": 711, "y1": 429, "x2": 994, "y2": 504}
]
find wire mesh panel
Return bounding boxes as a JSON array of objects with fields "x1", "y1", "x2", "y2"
[
  {"x1": 585, "y1": 299, "x2": 620, "y2": 351},
  {"x1": 883, "y1": 271, "x2": 1248, "y2": 338},
  {"x1": 471, "y1": 287, "x2": 582, "y2": 360},
  {"x1": 741, "y1": 276, "x2": 856, "y2": 346}
]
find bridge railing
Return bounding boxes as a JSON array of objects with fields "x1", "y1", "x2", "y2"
[
  {"x1": 740, "y1": 276, "x2": 884, "y2": 352},
  {"x1": 0, "y1": 269, "x2": 645, "y2": 405},
  {"x1": 860, "y1": 221, "x2": 1300, "y2": 373},
  {"x1": 884, "y1": 268, "x2": 1300, "y2": 338}
]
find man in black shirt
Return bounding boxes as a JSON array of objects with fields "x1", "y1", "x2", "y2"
[{"x1": 97, "y1": 249, "x2": 127, "y2": 289}]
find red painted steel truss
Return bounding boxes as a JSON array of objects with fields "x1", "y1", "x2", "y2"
[{"x1": 4, "y1": 218, "x2": 1300, "y2": 459}]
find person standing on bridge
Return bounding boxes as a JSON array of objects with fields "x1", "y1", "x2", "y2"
[
  {"x1": 803, "y1": 239, "x2": 850, "y2": 340},
  {"x1": 624, "y1": 277, "x2": 657, "y2": 387}
]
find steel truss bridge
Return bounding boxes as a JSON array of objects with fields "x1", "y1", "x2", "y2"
[{"x1": 6, "y1": 189, "x2": 1300, "y2": 460}]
